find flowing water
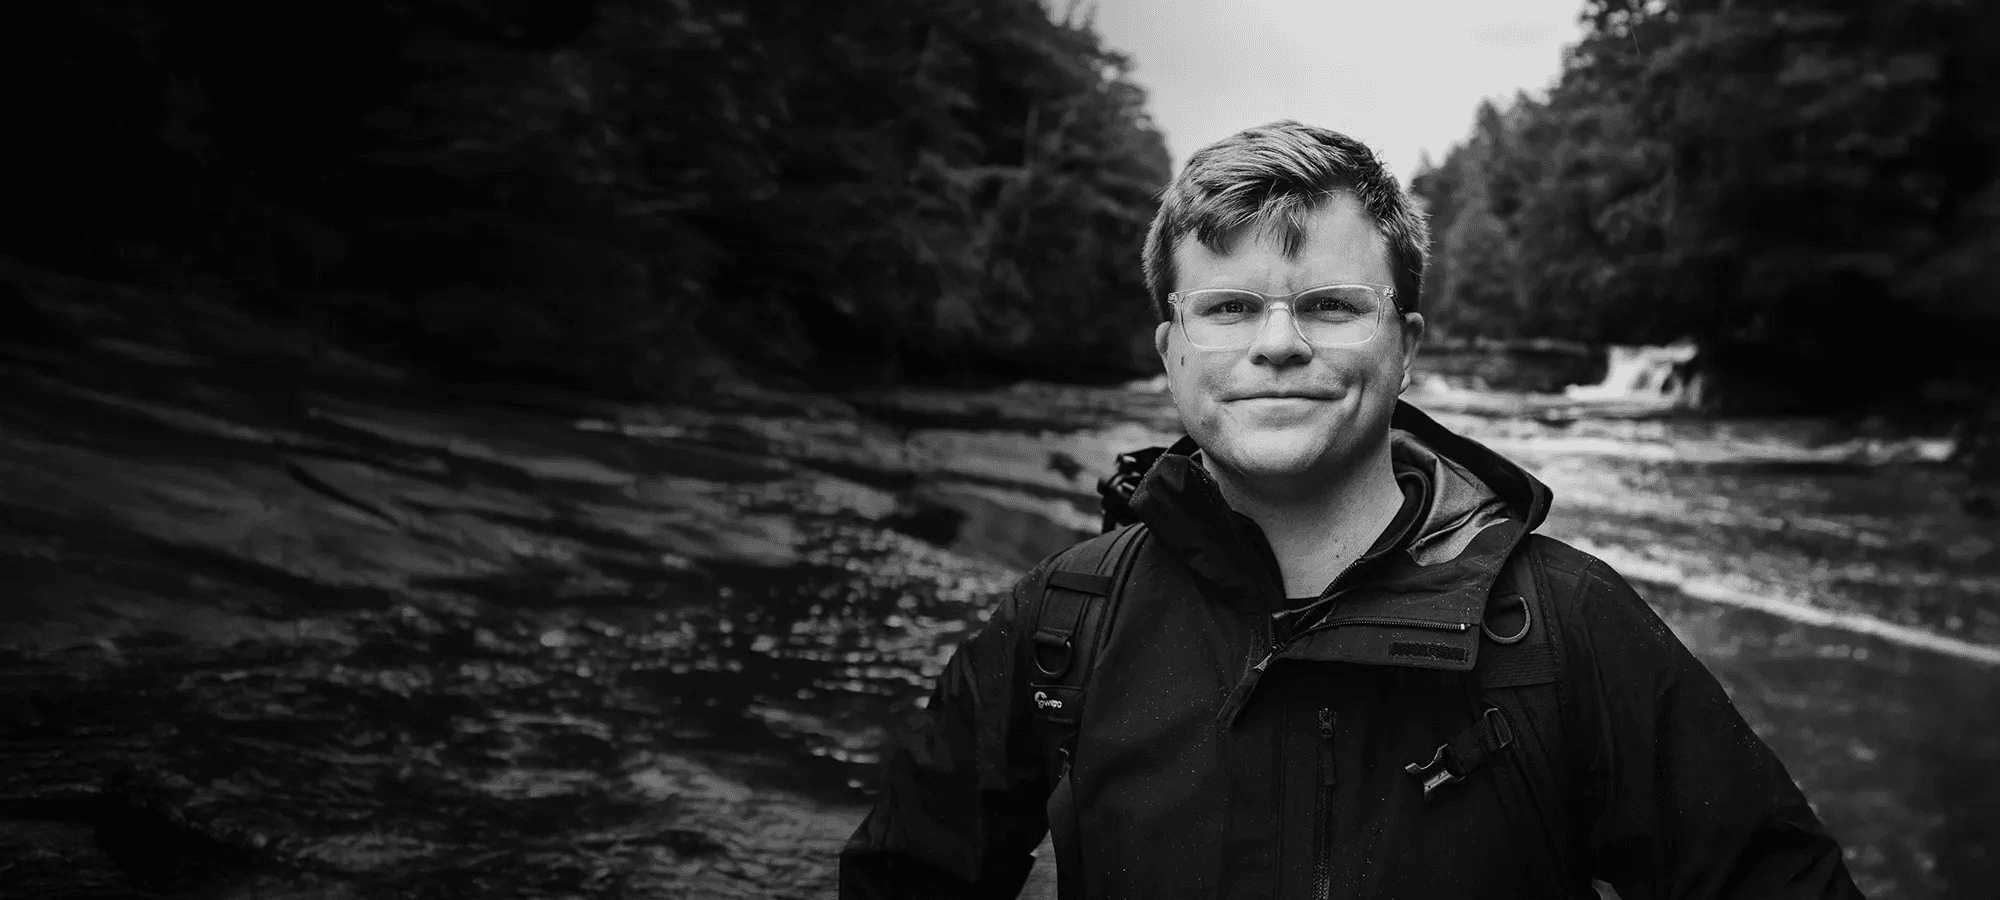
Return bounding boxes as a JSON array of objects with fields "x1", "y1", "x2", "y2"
[{"x1": 2, "y1": 270, "x2": 1996, "y2": 898}]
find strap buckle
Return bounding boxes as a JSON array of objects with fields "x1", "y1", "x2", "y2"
[
  {"x1": 1405, "y1": 707, "x2": 1513, "y2": 800},
  {"x1": 1404, "y1": 744, "x2": 1463, "y2": 796}
]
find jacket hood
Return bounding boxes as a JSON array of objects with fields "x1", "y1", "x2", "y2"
[{"x1": 1126, "y1": 400, "x2": 1553, "y2": 617}]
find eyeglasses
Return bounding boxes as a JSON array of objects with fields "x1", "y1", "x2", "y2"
[{"x1": 1168, "y1": 283, "x2": 1399, "y2": 351}]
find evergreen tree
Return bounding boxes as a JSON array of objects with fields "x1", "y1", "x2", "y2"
[
  {"x1": 1416, "y1": 0, "x2": 2000, "y2": 412},
  {"x1": 12, "y1": 0, "x2": 1173, "y2": 392}
]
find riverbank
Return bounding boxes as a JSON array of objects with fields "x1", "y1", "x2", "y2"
[
  {"x1": 2, "y1": 267, "x2": 1996, "y2": 897},
  {"x1": 2, "y1": 266, "x2": 892, "y2": 897}
]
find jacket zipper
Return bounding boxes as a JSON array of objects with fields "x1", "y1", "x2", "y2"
[
  {"x1": 1313, "y1": 707, "x2": 1336, "y2": 900},
  {"x1": 1258, "y1": 541, "x2": 1436, "y2": 666},
  {"x1": 1251, "y1": 567, "x2": 1367, "y2": 676},
  {"x1": 1308, "y1": 615, "x2": 1473, "y2": 633},
  {"x1": 1250, "y1": 614, "x2": 1472, "y2": 675}
]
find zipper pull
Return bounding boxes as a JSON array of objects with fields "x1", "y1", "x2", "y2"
[{"x1": 1318, "y1": 708, "x2": 1337, "y2": 787}]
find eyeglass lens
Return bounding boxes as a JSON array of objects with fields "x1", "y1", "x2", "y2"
[{"x1": 1179, "y1": 285, "x2": 1388, "y2": 349}]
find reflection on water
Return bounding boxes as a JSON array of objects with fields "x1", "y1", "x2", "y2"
[
  {"x1": 1647, "y1": 588, "x2": 2000, "y2": 896},
  {"x1": 2, "y1": 283, "x2": 1995, "y2": 899}
]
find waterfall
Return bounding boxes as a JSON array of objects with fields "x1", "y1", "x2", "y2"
[{"x1": 1564, "y1": 338, "x2": 1703, "y2": 406}]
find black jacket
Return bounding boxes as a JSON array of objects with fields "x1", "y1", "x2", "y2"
[{"x1": 842, "y1": 403, "x2": 1862, "y2": 899}]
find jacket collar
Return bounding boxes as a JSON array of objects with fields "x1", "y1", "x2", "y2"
[{"x1": 1126, "y1": 400, "x2": 1552, "y2": 621}]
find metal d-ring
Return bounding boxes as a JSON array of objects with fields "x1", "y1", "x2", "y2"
[
  {"x1": 1482, "y1": 595, "x2": 1531, "y2": 644},
  {"x1": 1033, "y1": 636, "x2": 1075, "y2": 677}
]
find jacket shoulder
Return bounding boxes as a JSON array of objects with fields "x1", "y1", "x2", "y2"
[
  {"x1": 1038, "y1": 523, "x2": 1147, "y2": 577},
  {"x1": 1509, "y1": 533, "x2": 1660, "y2": 659},
  {"x1": 1516, "y1": 533, "x2": 1608, "y2": 581},
  {"x1": 1513, "y1": 533, "x2": 1687, "y2": 677},
  {"x1": 1513, "y1": 533, "x2": 1637, "y2": 603},
  {"x1": 1002, "y1": 525, "x2": 1148, "y2": 621}
]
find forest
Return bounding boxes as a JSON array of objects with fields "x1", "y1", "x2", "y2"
[
  {"x1": 13, "y1": 0, "x2": 2000, "y2": 417},
  {"x1": 14, "y1": 0, "x2": 1169, "y2": 394},
  {"x1": 1415, "y1": 0, "x2": 2000, "y2": 414},
  {"x1": 4, "y1": 5, "x2": 1997, "y2": 895}
]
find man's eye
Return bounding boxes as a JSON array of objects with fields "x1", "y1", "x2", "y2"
[
  {"x1": 1301, "y1": 297, "x2": 1357, "y2": 314},
  {"x1": 1197, "y1": 298, "x2": 1255, "y2": 316}
]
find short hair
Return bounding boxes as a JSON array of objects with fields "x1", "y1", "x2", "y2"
[{"x1": 1141, "y1": 121, "x2": 1430, "y2": 320}]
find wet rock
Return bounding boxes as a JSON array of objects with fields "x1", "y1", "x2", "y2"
[
  {"x1": 94, "y1": 766, "x2": 269, "y2": 892},
  {"x1": 656, "y1": 826, "x2": 728, "y2": 857},
  {"x1": 1046, "y1": 451, "x2": 1085, "y2": 483},
  {"x1": 0, "y1": 695, "x2": 45, "y2": 736},
  {"x1": 881, "y1": 495, "x2": 966, "y2": 547},
  {"x1": 6, "y1": 264, "x2": 1998, "y2": 897}
]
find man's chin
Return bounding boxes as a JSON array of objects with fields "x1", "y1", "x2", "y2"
[{"x1": 1208, "y1": 438, "x2": 1331, "y2": 484}]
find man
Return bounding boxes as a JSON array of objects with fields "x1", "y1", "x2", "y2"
[{"x1": 841, "y1": 122, "x2": 1862, "y2": 899}]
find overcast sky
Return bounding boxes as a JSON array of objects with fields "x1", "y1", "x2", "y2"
[{"x1": 1087, "y1": 0, "x2": 1589, "y2": 182}]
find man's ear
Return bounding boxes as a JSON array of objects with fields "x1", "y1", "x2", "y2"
[
  {"x1": 1398, "y1": 312, "x2": 1426, "y2": 394},
  {"x1": 1154, "y1": 320, "x2": 1174, "y2": 362}
]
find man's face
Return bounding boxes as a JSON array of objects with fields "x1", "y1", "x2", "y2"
[{"x1": 1154, "y1": 194, "x2": 1424, "y2": 491}]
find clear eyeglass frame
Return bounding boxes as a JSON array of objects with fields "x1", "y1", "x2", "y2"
[{"x1": 1167, "y1": 282, "x2": 1401, "y2": 351}]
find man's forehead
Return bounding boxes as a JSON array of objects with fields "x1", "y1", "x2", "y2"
[{"x1": 1173, "y1": 202, "x2": 1392, "y2": 288}]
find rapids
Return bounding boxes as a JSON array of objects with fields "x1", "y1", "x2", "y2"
[{"x1": 2, "y1": 269, "x2": 1994, "y2": 898}]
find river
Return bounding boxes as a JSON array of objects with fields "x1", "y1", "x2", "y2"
[{"x1": 1, "y1": 268, "x2": 1996, "y2": 898}]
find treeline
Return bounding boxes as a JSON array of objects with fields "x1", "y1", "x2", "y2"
[
  {"x1": 1414, "y1": 0, "x2": 2000, "y2": 412},
  {"x1": 15, "y1": 1, "x2": 1169, "y2": 394}
]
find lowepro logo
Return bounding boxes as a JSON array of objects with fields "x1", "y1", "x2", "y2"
[{"x1": 1034, "y1": 691, "x2": 1063, "y2": 710}]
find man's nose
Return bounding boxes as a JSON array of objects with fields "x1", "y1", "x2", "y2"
[{"x1": 1248, "y1": 303, "x2": 1313, "y2": 366}]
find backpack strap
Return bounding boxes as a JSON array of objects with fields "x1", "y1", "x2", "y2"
[
  {"x1": 1029, "y1": 525, "x2": 1145, "y2": 900},
  {"x1": 1026, "y1": 523, "x2": 1146, "y2": 784},
  {"x1": 1404, "y1": 539, "x2": 1582, "y2": 897},
  {"x1": 1480, "y1": 542, "x2": 1580, "y2": 897}
]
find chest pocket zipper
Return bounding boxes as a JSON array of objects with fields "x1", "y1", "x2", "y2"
[
  {"x1": 1048, "y1": 753, "x2": 1085, "y2": 899},
  {"x1": 1313, "y1": 708, "x2": 1336, "y2": 900}
]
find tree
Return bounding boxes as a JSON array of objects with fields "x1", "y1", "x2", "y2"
[
  {"x1": 1418, "y1": 0, "x2": 2000, "y2": 412},
  {"x1": 13, "y1": 0, "x2": 1173, "y2": 393}
]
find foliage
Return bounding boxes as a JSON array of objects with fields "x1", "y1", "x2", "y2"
[
  {"x1": 14, "y1": 0, "x2": 1170, "y2": 393},
  {"x1": 1414, "y1": 0, "x2": 2000, "y2": 411}
]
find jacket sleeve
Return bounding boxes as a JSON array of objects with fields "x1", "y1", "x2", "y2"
[
  {"x1": 839, "y1": 562, "x2": 1054, "y2": 899},
  {"x1": 1565, "y1": 557, "x2": 1865, "y2": 900}
]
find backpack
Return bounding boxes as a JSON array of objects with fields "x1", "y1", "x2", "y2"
[{"x1": 1025, "y1": 450, "x2": 1581, "y2": 897}]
